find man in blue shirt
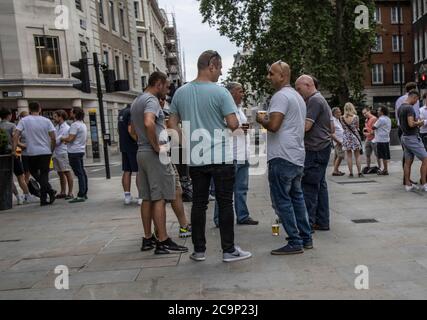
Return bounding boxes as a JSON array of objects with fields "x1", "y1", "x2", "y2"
[{"x1": 169, "y1": 50, "x2": 252, "y2": 263}]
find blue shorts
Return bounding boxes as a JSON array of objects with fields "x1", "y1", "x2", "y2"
[
  {"x1": 402, "y1": 135, "x2": 427, "y2": 161},
  {"x1": 122, "y1": 152, "x2": 138, "y2": 173}
]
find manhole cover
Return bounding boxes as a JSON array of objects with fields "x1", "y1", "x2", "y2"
[
  {"x1": 352, "y1": 219, "x2": 378, "y2": 224},
  {"x1": 336, "y1": 180, "x2": 377, "y2": 185}
]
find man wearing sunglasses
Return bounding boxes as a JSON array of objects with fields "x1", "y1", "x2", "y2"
[{"x1": 168, "y1": 50, "x2": 252, "y2": 263}]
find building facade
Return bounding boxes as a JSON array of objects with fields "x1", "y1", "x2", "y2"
[
  {"x1": 363, "y1": 0, "x2": 414, "y2": 111},
  {"x1": 412, "y1": 0, "x2": 427, "y2": 76}
]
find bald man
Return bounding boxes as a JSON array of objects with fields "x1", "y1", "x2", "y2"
[
  {"x1": 256, "y1": 61, "x2": 313, "y2": 255},
  {"x1": 295, "y1": 75, "x2": 333, "y2": 231}
]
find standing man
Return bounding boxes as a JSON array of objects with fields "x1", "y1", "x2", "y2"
[
  {"x1": 131, "y1": 71, "x2": 188, "y2": 255},
  {"x1": 62, "y1": 107, "x2": 88, "y2": 203},
  {"x1": 13, "y1": 102, "x2": 57, "y2": 206},
  {"x1": 331, "y1": 107, "x2": 345, "y2": 176},
  {"x1": 168, "y1": 50, "x2": 252, "y2": 263},
  {"x1": 295, "y1": 75, "x2": 333, "y2": 232},
  {"x1": 419, "y1": 93, "x2": 427, "y2": 151},
  {"x1": 373, "y1": 106, "x2": 392, "y2": 176},
  {"x1": 257, "y1": 62, "x2": 312, "y2": 255},
  {"x1": 118, "y1": 104, "x2": 141, "y2": 205},
  {"x1": 362, "y1": 107, "x2": 380, "y2": 171},
  {"x1": 213, "y1": 82, "x2": 258, "y2": 227},
  {"x1": 53, "y1": 110, "x2": 74, "y2": 200},
  {"x1": 397, "y1": 90, "x2": 427, "y2": 192}
]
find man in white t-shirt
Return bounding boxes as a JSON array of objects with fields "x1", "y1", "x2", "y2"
[
  {"x1": 373, "y1": 106, "x2": 392, "y2": 175},
  {"x1": 61, "y1": 107, "x2": 88, "y2": 203},
  {"x1": 13, "y1": 102, "x2": 57, "y2": 206},
  {"x1": 420, "y1": 93, "x2": 427, "y2": 151},
  {"x1": 213, "y1": 82, "x2": 258, "y2": 227}
]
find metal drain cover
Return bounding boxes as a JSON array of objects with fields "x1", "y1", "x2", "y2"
[
  {"x1": 352, "y1": 192, "x2": 368, "y2": 195},
  {"x1": 336, "y1": 180, "x2": 377, "y2": 185},
  {"x1": 352, "y1": 219, "x2": 378, "y2": 224}
]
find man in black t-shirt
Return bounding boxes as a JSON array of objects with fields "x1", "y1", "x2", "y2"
[
  {"x1": 118, "y1": 104, "x2": 140, "y2": 204},
  {"x1": 397, "y1": 90, "x2": 427, "y2": 192}
]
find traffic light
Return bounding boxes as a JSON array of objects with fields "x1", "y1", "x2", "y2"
[
  {"x1": 419, "y1": 72, "x2": 427, "y2": 89},
  {"x1": 70, "y1": 58, "x2": 91, "y2": 93}
]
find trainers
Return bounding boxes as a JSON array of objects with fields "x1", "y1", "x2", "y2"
[
  {"x1": 237, "y1": 217, "x2": 259, "y2": 225},
  {"x1": 124, "y1": 194, "x2": 132, "y2": 205},
  {"x1": 179, "y1": 225, "x2": 192, "y2": 238},
  {"x1": 48, "y1": 190, "x2": 57, "y2": 204},
  {"x1": 271, "y1": 244, "x2": 304, "y2": 255},
  {"x1": 405, "y1": 184, "x2": 419, "y2": 192},
  {"x1": 141, "y1": 236, "x2": 156, "y2": 251},
  {"x1": 190, "y1": 252, "x2": 206, "y2": 262},
  {"x1": 223, "y1": 246, "x2": 252, "y2": 263},
  {"x1": 303, "y1": 242, "x2": 314, "y2": 250},
  {"x1": 137, "y1": 199, "x2": 143, "y2": 206},
  {"x1": 69, "y1": 197, "x2": 86, "y2": 203},
  {"x1": 161, "y1": 238, "x2": 188, "y2": 252},
  {"x1": 422, "y1": 184, "x2": 427, "y2": 192},
  {"x1": 65, "y1": 194, "x2": 74, "y2": 200},
  {"x1": 16, "y1": 195, "x2": 24, "y2": 205}
]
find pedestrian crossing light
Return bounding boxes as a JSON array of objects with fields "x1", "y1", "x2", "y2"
[
  {"x1": 419, "y1": 72, "x2": 427, "y2": 89},
  {"x1": 70, "y1": 58, "x2": 91, "y2": 93}
]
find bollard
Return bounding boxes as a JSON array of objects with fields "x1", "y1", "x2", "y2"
[{"x1": 0, "y1": 154, "x2": 13, "y2": 211}]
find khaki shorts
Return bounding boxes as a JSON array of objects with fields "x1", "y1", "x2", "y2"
[
  {"x1": 137, "y1": 151, "x2": 176, "y2": 201},
  {"x1": 53, "y1": 153, "x2": 71, "y2": 172},
  {"x1": 334, "y1": 144, "x2": 345, "y2": 159}
]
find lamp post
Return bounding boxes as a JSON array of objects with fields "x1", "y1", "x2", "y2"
[{"x1": 398, "y1": 0, "x2": 403, "y2": 96}]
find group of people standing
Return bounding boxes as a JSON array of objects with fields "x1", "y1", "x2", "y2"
[{"x1": 0, "y1": 102, "x2": 88, "y2": 206}]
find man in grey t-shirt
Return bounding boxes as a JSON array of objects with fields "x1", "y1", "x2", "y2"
[
  {"x1": 296, "y1": 75, "x2": 333, "y2": 231},
  {"x1": 256, "y1": 61, "x2": 312, "y2": 255},
  {"x1": 130, "y1": 71, "x2": 188, "y2": 255}
]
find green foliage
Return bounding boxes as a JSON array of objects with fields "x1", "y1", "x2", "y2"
[
  {"x1": 199, "y1": 0, "x2": 376, "y2": 106},
  {"x1": 0, "y1": 128, "x2": 10, "y2": 155}
]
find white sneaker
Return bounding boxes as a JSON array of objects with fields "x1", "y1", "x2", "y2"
[
  {"x1": 24, "y1": 194, "x2": 38, "y2": 204},
  {"x1": 405, "y1": 184, "x2": 419, "y2": 192},
  {"x1": 16, "y1": 195, "x2": 24, "y2": 205},
  {"x1": 423, "y1": 184, "x2": 427, "y2": 192},
  {"x1": 223, "y1": 246, "x2": 252, "y2": 263},
  {"x1": 124, "y1": 196, "x2": 132, "y2": 205},
  {"x1": 137, "y1": 198, "x2": 143, "y2": 206}
]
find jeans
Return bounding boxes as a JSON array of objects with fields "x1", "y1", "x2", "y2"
[
  {"x1": 214, "y1": 161, "x2": 250, "y2": 225},
  {"x1": 268, "y1": 158, "x2": 312, "y2": 247},
  {"x1": 28, "y1": 155, "x2": 54, "y2": 204},
  {"x1": 302, "y1": 145, "x2": 331, "y2": 228},
  {"x1": 68, "y1": 153, "x2": 88, "y2": 198},
  {"x1": 189, "y1": 164, "x2": 235, "y2": 253}
]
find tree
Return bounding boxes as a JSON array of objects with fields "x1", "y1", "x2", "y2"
[{"x1": 199, "y1": 0, "x2": 376, "y2": 107}]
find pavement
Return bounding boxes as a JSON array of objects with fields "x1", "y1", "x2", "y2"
[{"x1": 0, "y1": 150, "x2": 427, "y2": 300}]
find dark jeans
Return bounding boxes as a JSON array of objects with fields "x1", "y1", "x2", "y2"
[
  {"x1": 189, "y1": 164, "x2": 235, "y2": 253},
  {"x1": 268, "y1": 158, "x2": 312, "y2": 247},
  {"x1": 302, "y1": 144, "x2": 331, "y2": 228},
  {"x1": 28, "y1": 155, "x2": 54, "y2": 203},
  {"x1": 69, "y1": 153, "x2": 88, "y2": 198}
]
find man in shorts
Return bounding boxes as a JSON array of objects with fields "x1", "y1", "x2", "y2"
[
  {"x1": 397, "y1": 90, "x2": 427, "y2": 192},
  {"x1": 131, "y1": 71, "x2": 188, "y2": 255}
]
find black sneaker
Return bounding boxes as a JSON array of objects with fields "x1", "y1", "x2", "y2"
[
  {"x1": 237, "y1": 217, "x2": 259, "y2": 225},
  {"x1": 162, "y1": 238, "x2": 188, "y2": 253},
  {"x1": 141, "y1": 236, "x2": 156, "y2": 252},
  {"x1": 271, "y1": 244, "x2": 304, "y2": 255},
  {"x1": 303, "y1": 242, "x2": 314, "y2": 250},
  {"x1": 48, "y1": 190, "x2": 57, "y2": 204},
  {"x1": 154, "y1": 243, "x2": 170, "y2": 255}
]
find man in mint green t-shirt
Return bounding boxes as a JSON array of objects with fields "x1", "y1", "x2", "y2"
[{"x1": 169, "y1": 50, "x2": 252, "y2": 263}]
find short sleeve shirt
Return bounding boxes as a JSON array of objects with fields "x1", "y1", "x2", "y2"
[
  {"x1": 365, "y1": 116, "x2": 378, "y2": 141},
  {"x1": 304, "y1": 92, "x2": 333, "y2": 151},
  {"x1": 67, "y1": 121, "x2": 87, "y2": 154},
  {"x1": 267, "y1": 86, "x2": 306, "y2": 167},
  {"x1": 169, "y1": 82, "x2": 238, "y2": 166},
  {"x1": 373, "y1": 116, "x2": 391, "y2": 143},
  {"x1": 118, "y1": 107, "x2": 138, "y2": 153},
  {"x1": 398, "y1": 104, "x2": 418, "y2": 136},
  {"x1": 16, "y1": 115, "x2": 55, "y2": 156}
]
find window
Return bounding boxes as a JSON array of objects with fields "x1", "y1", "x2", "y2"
[
  {"x1": 75, "y1": 0, "x2": 83, "y2": 11},
  {"x1": 124, "y1": 59, "x2": 130, "y2": 80},
  {"x1": 415, "y1": 35, "x2": 419, "y2": 62},
  {"x1": 419, "y1": 0, "x2": 423, "y2": 18},
  {"x1": 109, "y1": 1, "x2": 116, "y2": 31},
  {"x1": 119, "y1": 7, "x2": 126, "y2": 37},
  {"x1": 141, "y1": 75, "x2": 147, "y2": 89},
  {"x1": 393, "y1": 64, "x2": 405, "y2": 84},
  {"x1": 115, "y1": 55, "x2": 121, "y2": 79},
  {"x1": 34, "y1": 36, "x2": 62, "y2": 75},
  {"x1": 373, "y1": 7, "x2": 381, "y2": 23},
  {"x1": 138, "y1": 36, "x2": 143, "y2": 57},
  {"x1": 99, "y1": 0, "x2": 105, "y2": 24},
  {"x1": 103, "y1": 50, "x2": 109, "y2": 66},
  {"x1": 391, "y1": 7, "x2": 403, "y2": 24},
  {"x1": 372, "y1": 64, "x2": 384, "y2": 84},
  {"x1": 372, "y1": 35, "x2": 383, "y2": 52},
  {"x1": 106, "y1": 109, "x2": 116, "y2": 143},
  {"x1": 134, "y1": 1, "x2": 139, "y2": 19},
  {"x1": 392, "y1": 35, "x2": 404, "y2": 52}
]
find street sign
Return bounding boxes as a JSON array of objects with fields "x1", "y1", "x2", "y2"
[{"x1": 2, "y1": 91, "x2": 23, "y2": 98}]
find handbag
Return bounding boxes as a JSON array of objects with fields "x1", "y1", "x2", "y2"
[
  {"x1": 341, "y1": 117, "x2": 364, "y2": 155},
  {"x1": 27, "y1": 178, "x2": 41, "y2": 198}
]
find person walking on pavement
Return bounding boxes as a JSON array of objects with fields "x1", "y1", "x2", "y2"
[
  {"x1": 397, "y1": 90, "x2": 427, "y2": 192},
  {"x1": 341, "y1": 103, "x2": 363, "y2": 177},
  {"x1": 131, "y1": 71, "x2": 188, "y2": 255},
  {"x1": 53, "y1": 110, "x2": 74, "y2": 200},
  {"x1": 213, "y1": 82, "x2": 259, "y2": 227},
  {"x1": 13, "y1": 102, "x2": 57, "y2": 206},
  {"x1": 118, "y1": 104, "x2": 141, "y2": 205},
  {"x1": 295, "y1": 75, "x2": 333, "y2": 232},
  {"x1": 257, "y1": 61, "x2": 312, "y2": 255},
  {"x1": 61, "y1": 107, "x2": 88, "y2": 203},
  {"x1": 168, "y1": 50, "x2": 252, "y2": 263},
  {"x1": 0, "y1": 107, "x2": 36, "y2": 205},
  {"x1": 331, "y1": 107, "x2": 346, "y2": 176}
]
